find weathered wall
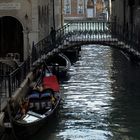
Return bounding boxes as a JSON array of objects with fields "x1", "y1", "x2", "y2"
[
  {"x1": 0, "y1": 0, "x2": 62, "y2": 60},
  {"x1": 111, "y1": 0, "x2": 140, "y2": 30}
]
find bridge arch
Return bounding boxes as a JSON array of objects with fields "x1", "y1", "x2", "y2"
[
  {"x1": 0, "y1": 16, "x2": 24, "y2": 61},
  {"x1": 63, "y1": 41, "x2": 116, "y2": 49}
]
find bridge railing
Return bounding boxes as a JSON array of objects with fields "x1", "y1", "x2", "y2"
[
  {"x1": 1, "y1": 20, "x2": 140, "y2": 109},
  {"x1": 31, "y1": 21, "x2": 114, "y2": 65},
  {"x1": 0, "y1": 23, "x2": 72, "y2": 107},
  {"x1": 62, "y1": 21, "x2": 140, "y2": 54},
  {"x1": 63, "y1": 21, "x2": 113, "y2": 43},
  {"x1": 32, "y1": 22, "x2": 72, "y2": 64}
]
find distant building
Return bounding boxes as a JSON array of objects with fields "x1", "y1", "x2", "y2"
[
  {"x1": 64, "y1": 0, "x2": 107, "y2": 20},
  {"x1": 87, "y1": 0, "x2": 95, "y2": 18}
]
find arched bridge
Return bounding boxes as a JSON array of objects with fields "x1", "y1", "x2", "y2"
[
  {"x1": 32, "y1": 21, "x2": 116, "y2": 65},
  {"x1": 0, "y1": 20, "x2": 140, "y2": 106},
  {"x1": 32, "y1": 20, "x2": 140, "y2": 66},
  {"x1": 62, "y1": 21, "x2": 116, "y2": 47}
]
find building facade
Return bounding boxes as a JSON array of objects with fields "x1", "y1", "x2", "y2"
[
  {"x1": 0, "y1": 0, "x2": 62, "y2": 61},
  {"x1": 111, "y1": 0, "x2": 140, "y2": 43},
  {"x1": 64, "y1": 0, "x2": 107, "y2": 20}
]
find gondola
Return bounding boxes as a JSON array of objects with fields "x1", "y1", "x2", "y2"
[
  {"x1": 4, "y1": 66, "x2": 61, "y2": 138},
  {"x1": 45, "y1": 53, "x2": 71, "y2": 78}
]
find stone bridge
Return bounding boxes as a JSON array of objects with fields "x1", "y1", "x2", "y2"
[
  {"x1": 0, "y1": 20, "x2": 140, "y2": 111},
  {"x1": 32, "y1": 20, "x2": 140, "y2": 66}
]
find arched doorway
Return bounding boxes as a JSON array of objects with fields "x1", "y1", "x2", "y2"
[{"x1": 0, "y1": 16, "x2": 23, "y2": 61}]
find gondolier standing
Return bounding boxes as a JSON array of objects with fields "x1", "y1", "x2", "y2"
[{"x1": 50, "y1": 27, "x2": 56, "y2": 47}]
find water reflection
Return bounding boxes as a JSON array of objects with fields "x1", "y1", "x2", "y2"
[
  {"x1": 109, "y1": 50, "x2": 140, "y2": 140},
  {"x1": 9, "y1": 45, "x2": 140, "y2": 140},
  {"x1": 32, "y1": 45, "x2": 114, "y2": 140}
]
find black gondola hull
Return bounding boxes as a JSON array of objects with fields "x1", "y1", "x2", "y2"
[{"x1": 12, "y1": 98, "x2": 61, "y2": 138}]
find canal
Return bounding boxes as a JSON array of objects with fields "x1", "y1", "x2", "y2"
[{"x1": 7, "y1": 45, "x2": 140, "y2": 140}]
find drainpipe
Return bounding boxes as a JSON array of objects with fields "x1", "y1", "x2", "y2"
[
  {"x1": 61, "y1": 0, "x2": 64, "y2": 27},
  {"x1": 0, "y1": 18, "x2": 4, "y2": 55},
  {"x1": 123, "y1": 0, "x2": 126, "y2": 25},
  {"x1": 123, "y1": 0, "x2": 126, "y2": 37},
  {"x1": 85, "y1": 0, "x2": 87, "y2": 18},
  {"x1": 129, "y1": 0, "x2": 134, "y2": 40},
  {"x1": 94, "y1": 0, "x2": 96, "y2": 18},
  {"x1": 108, "y1": 0, "x2": 111, "y2": 21},
  {"x1": 53, "y1": 0, "x2": 55, "y2": 29}
]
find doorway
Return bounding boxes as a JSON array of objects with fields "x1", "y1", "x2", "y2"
[{"x1": 0, "y1": 16, "x2": 23, "y2": 61}]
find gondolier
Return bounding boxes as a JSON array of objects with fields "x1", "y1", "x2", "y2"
[{"x1": 50, "y1": 27, "x2": 56, "y2": 46}]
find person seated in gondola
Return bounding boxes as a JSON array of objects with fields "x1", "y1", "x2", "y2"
[
  {"x1": 20, "y1": 99, "x2": 29, "y2": 117},
  {"x1": 51, "y1": 94, "x2": 56, "y2": 108},
  {"x1": 35, "y1": 85, "x2": 44, "y2": 92},
  {"x1": 29, "y1": 82, "x2": 44, "y2": 93}
]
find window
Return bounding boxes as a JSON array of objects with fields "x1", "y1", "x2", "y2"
[
  {"x1": 77, "y1": 0, "x2": 84, "y2": 14},
  {"x1": 64, "y1": 0, "x2": 71, "y2": 14}
]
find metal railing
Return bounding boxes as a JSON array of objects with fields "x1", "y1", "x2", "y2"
[
  {"x1": 31, "y1": 21, "x2": 116, "y2": 64},
  {"x1": 63, "y1": 21, "x2": 114, "y2": 44},
  {"x1": 0, "y1": 57, "x2": 30, "y2": 101},
  {"x1": 1, "y1": 20, "x2": 140, "y2": 110},
  {"x1": 32, "y1": 22, "x2": 72, "y2": 63}
]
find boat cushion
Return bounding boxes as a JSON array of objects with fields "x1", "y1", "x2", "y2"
[
  {"x1": 40, "y1": 93, "x2": 51, "y2": 98},
  {"x1": 43, "y1": 75, "x2": 60, "y2": 92},
  {"x1": 28, "y1": 93, "x2": 39, "y2": 99}
]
